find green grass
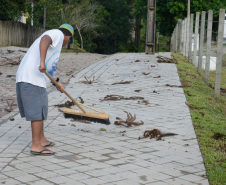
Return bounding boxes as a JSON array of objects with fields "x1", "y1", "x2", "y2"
[
  {"x1": 157, "y1": 35, "x2": 170, "y2": 52},
  {"x1": 61, "y1": 47, "x2": 87, "y2": 53},
  {"x1": 172, "y1": 52, "x2": 226, "y2": 185}
]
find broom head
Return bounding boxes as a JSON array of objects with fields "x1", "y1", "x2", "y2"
[{"x1": 63, "y1": 108, "x2": 110, "y2": 125}]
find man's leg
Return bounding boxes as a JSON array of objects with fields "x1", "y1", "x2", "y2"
[
  {"x1": 40, "y1": 123, "x2": 55, "y2": 146},
  {"x1": 30, "y1": 120, "x2": 53, "y2": 154}
]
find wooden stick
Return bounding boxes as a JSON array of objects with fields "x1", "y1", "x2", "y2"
[{"x1": 44, "y1": 71, "x2": 86, "y2": 113}]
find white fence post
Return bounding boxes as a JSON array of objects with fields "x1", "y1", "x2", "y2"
[
  {"x1": 214, "y1": 9, "x2": 226, "y2": 97},
  {"x1": 205, "y1": 10, "x2": 213, "y2": 83},
  {"x1": 189, "y1": 14, "x2": 194, "y2": 63},
  {"x1": 183, "y1": 18, "x2": 187, "y2": 56},
  {"x1": 193, "y1": 12, "x2": 200, "y2": 67},
  {"x1": 175, "y1": 23, "x2": 178, "y2": 52},
  {"x1": 178, "y1": 19, "x2": 182, "y2": 52},
  {"x1": 198, "y1": 11, "x2": 206, "y2": 73},
  {"x1": 173, "y1": 28, "x2": 176, "y2": 52},
  {"x1": 186, "y1": 16, "x2": 190, "y2": 58},
  {"x1": 180, "y1": 20, "x2": 184, "y2": 53}
]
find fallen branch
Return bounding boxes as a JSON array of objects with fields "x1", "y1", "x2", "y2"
[
  {"x1": 142, "y1": 72, "x2": 150, "y2": 75},
  {"x1": 5, "y1": 99, "x2": 14, "y2": 112},
  {"x1": 79, "y1": 97, "x2": 84, "y2": 104},
  {"x1": 166, "y1": 84, "x2": 191, "y2": 88},
  {"x1": 53, "y1": 101, "x2": 74, "y2": 108},
  {"x1": 101, "y1": 95, "x2": 144, "y2": 102},
  {"x1": 114, "y1": 111, "x2": 144, "y2": 127},
  {"x1": 112, "y1": 81, "x2": 133, "y2": 85},
  {"x1": 185, "y1": 102, "x2": 204, "y2": 110},
  {"x1": 153, "y1": 75, "x2": 161, "y2": 78},
  {"x1": 18, "y1": 49, "x2": 27, "y2": 53},
  {"x1": 138, "y1": 129, "x2": 177, "y2": 140},
  {"x1": 84, "y1": 76, "x2": 95, "y2": 84}
]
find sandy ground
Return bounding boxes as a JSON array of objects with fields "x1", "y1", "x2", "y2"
[{"x1": 0, "y1": 46, "x2": 107, "y2": 118}]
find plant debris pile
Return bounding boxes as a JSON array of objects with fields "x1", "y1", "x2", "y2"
[
  {"x1": 0, "y1": 56, "x2": 22, "y2": 66},
  {"x1": 166, "y1": 84, "x2": 190, "y2": 88},
  {"x1": 83, "y1": 76, "x2": 96, "y2": 84},
  {"x1": 185, "y1": 102, "x2": 204, "y2": 110},
  {"x1": 138, "y1": 129, "x2": 178, "y2": 140},
  {"x1": 212, "y1": 133, "x2": 226, "y2": 140},
  {"x1": 156, "y1": 55, "x2": 178, "y2": 64},
  {"x1": 101, "y1": 95, "x2": 144, "y2": 102},
  {"x1": 5, "y1": 99, "x2": 15, "y2": 112},
  {"x1": 54, "y1": 101, "x2": 74, "y2": 108},
  {"x1": 114, "y1": 111, "x2": 144, "y2": 127},
  {"x1": 112, "y1": 81, "x2": 133, "y2": 85}
]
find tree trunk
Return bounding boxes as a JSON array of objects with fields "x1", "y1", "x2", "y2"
[
  {"x1": 77, "y1": 29, "x2": 83, "y2": 49},
  {"x1": 135, "y1": 18, "x2": 138, "y2": 49}
]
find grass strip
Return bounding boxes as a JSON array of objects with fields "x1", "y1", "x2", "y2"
[{"x1": 172, "y1": 52, "x2": 226, "y2": 185}]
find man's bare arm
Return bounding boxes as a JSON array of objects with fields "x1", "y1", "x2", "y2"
[{"x1": 39, "y1": 35, "x2": 52, "y2": 73}]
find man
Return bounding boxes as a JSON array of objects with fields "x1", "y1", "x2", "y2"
[{"x1": 16, "y1": 24, "x2": 74, "y2": 155}]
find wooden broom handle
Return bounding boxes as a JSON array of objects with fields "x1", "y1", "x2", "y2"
[
  {"x1": 77, "y1": 102, "x2": 105, "y2": 114},
  {"x1": 44, "y1": 71, "x2": 86, "y2": 113}
]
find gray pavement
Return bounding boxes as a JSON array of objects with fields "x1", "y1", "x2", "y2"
[{"x1": 0, "y1": 53, "x2": 208, "y2": 185}]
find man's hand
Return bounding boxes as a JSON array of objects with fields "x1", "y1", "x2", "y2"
[
  {"x1": 39, "y1": 63, "x2": 46, "y2": 73},
  {"x1": 56, "y1": 82, "x2": 65, "y2": 93}
]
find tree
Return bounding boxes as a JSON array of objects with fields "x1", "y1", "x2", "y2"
[
  {"x1": 70, "y1": 0, "x2": 100, "y2": 49},
  {"x1": 134, "y1": 0, "x2": 147, "y2": 52},
  {"x1": 0, "y1": 0, "x2": 26, "y2": 21},
  {"x1": 156, "y1": 0, "x2": 226, "y2": 37},
  {"x1": 94, "y1": 0, "x2": 134, "y2": 54}
]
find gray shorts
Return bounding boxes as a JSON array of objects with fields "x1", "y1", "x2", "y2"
[{"x1": 16, "y1": 82, "x2": 48, "y2": 121}]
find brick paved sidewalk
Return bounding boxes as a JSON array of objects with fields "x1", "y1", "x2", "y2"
[{"x1": 0, "y1": 53, "x2": 208, "y2": 185}]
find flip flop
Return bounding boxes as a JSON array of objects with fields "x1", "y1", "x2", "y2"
[
  {"x1": 44, "y1": 142, "x2": 55, "y2": 147},
  {"x1": 30, "y1": 149, "x2": 55, "y2": 156}
]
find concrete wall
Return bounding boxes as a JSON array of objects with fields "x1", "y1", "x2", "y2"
[{"x1": 0, "y1": 21, "x2": 45, "y2": 47}]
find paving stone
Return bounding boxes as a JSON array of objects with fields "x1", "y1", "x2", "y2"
[
  {"x1": 179, "y1": 174, "x2": 205, "y2": 182},
  {"x1": 48, "y1": 176, "x2": 75, "y2": 184},
  {"x1": 28, "y1": 180, "x2": 54, "y2": 185},
  {"x1": 14, "y1": 174, "x2": 40, "y2": 183},
  {"x1": 0, "y1": 178, "x2": 21, "y2": 185},
  {"x1": 79, "y1": 177, "x2": 107, "y2": 185}
]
